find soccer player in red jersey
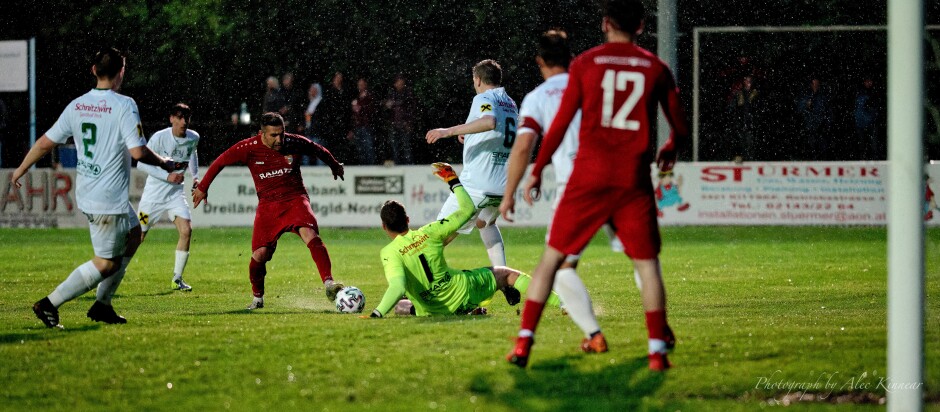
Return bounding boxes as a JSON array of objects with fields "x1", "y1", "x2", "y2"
[
  {"x1": 193, "y1": 113, "x2": 346, "y2": 310},
  {"x1": 506, "y1": 0, "x2": 689, "y2": 371}
]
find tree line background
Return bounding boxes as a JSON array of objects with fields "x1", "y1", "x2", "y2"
[{"x1": 0, "y1": 0, "x2": 938, "y2": 165}]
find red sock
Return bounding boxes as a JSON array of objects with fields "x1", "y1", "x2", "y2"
[
  {"x1": 519, "y1": 299, "x2": 546, "y2": 335},
  {"x1": 249, "y1": 258, "x2": 266, "y2": 298},
  {"x1": 645, "y1": 309, "x2": 668, "y2": 340},
  {"x1": 306, "y1": 236, "x2": 333, "y2": 283}
]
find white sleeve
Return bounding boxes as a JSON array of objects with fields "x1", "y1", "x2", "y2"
[
  {"x1": 189, "y1": 132, "x2": 200, "y2": 178},
  {"x1": 122, "y1": 99, "x2": 146, "y2": 149},
  {"x1": 517, "y1": 91, "x2": 543, "y2": 136},
  {"x1": 45, "y1": 106, "x2": 73, "y2": 144},
  {"x1": 137, "y1": 133, "x2": 170, "y2": 180},
  {"x1": 469, "y1": 93, "x2": 496, "y2": 121}
]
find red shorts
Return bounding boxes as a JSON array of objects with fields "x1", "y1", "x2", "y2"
[
  {"x1": 251, "y1": 196, "x2": 319, "y2": 252},
  {"x1": 548, "y1": 184, "x2": 661, "y2": 259}
]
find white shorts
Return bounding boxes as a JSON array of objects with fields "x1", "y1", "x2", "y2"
[
  {"x1": 85, "y1": 202, "x2": 139, "y2": 259},
  {"x1": 436, "y1": 187, "x2": 502, "y2": 235},
  {"x1": 137, "y1": 195, "x2": 191, "y2": 232}
]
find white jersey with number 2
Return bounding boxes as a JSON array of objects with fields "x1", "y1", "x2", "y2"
[
  {"x1": 459, "y1": 87, "x2": 518, "y2": 196},
  {"x1": 45, "y1": 88, "x2": 146, "y2": 214}
]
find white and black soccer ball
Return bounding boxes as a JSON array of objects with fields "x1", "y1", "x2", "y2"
[{"x1": 334, "y1": 286, "x2": 365, "y2": 313}]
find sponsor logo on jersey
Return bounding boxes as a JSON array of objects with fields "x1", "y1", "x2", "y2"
[
  {"x1": 255, "y1": 161, "x2": 265, "y2": 164},
  {"x1": 491, "y1": 151, "x2": 509, "y2": 166},
  {"x1": 495, "y1": 98, "x2": 517, "y2": 111},
  {"x1": 76, "y1": 158, "x2": 102, "y2": 177},
  {"x1": 398, "y1": 233, "x2": 429, "y2": 255},
  {"x1": 480, "y1": 104, "x2": 492, "y2": 112},
  {"x1": 74, "y1": 100, "x2": 113, "y2": 114},
  {"x1": 258, "y1": 167, "x2": 293, "y2": 180},
  {"x1": 138, "y1": 212, "x2": 150, "y2": 225},
  {"x1": 285, "y1": 155, "x2": 294, "y2": 165},
  {"x1": 418, "y1": 272, "x2": 452, "y2": 302},
  {"x1": 594, "y1": 56, "x2": 652, "y2": 67}
]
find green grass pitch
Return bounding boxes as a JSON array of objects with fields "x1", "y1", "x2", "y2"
[{"x1": 0, "y1": 226, "x2": 938, "y2": 411}]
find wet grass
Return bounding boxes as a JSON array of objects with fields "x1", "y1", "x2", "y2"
[{"x1": 0, "y1": 226, "x2": 937, "y2": 411}]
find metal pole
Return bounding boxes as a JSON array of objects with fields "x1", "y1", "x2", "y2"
[
  {"x1": 887, "y1": 0, "x2": 924, "y2": 410},
  {"x1": 28, "y1": 37, "x2": 36, "y2": 148},
  {"x1": 691, "y1": 28, "x2": 700, "y2": 162},
  {"x1": 656, "y1": 0, "x2": 677, "y2": 150}
]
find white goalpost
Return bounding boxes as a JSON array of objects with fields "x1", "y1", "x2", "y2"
[{"x1": 690, "y1": 14, "x2": 931, "y2": 411}]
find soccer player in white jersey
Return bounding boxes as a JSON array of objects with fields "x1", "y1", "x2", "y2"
[
  {"x1": 10, "y1": 47, "x2": 177, "y2": 328},
  {"x1": 136, "y1": 103, "x2": 200, "y2": 291},
  {"x1": 425, "y1": 60, "x2": 517, "y2": 267},
  {"x1": 499, "y1": 30, "x2": 611, "y2": 353}
]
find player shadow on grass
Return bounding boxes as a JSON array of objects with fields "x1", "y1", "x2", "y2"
[
  {"x1": 470, "y1": 355, "x2": 665, "y2": 411},
  {"x1": 0, "y1": 324, "x2": 102, "y2": 345}
]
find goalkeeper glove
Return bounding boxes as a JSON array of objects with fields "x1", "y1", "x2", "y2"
[{"x1": 432, "y1": 162, "x2": 461, "y2": 190}]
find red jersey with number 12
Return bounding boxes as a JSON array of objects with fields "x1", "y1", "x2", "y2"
[
  {"x1": 532, "y1": 42, "x2": 689, "y2": 191},
  {"x1": 198, "y1": 133, "x2": 339, "y2": 203}
]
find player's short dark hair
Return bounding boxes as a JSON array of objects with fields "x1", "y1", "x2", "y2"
[
  {"x1": 381, "y1": 200, "x2": 408, "y2": 233},
  {"x1": 537, "y1": 30, "x2": 572, "y2": 69},
  {"x1": 603, "y1": 0, "x2": 645, "y2": 34},
  {"x1": 260, "y1": 112, "x2": 284, "y2": 128},
  {"x1": 170, "y1": 103, "x2": 191, "y2": 119},
  {"x1": 473, "y1": 60, "x2": 502, "y2": 86},
  {"x1": 92, "y1": 47, "x2": 125, "y2": 79}
]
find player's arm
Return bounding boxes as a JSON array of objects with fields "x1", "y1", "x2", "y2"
[
  {"x1": 425, "y1": 116, "x2": 496, "y2": 144},
  {"x1": 121, "y1": 102, "x2": 175, "y2": 172},
  {"x1": 193, "y1": 143, "x2": 246, "y2": 206},
  {"x1": 427, "y1": 163, "x2": 475, "y2": 238},
  {"x1": 654, "y1": 67, "x2": 691, "y2": 172},
  {"x1": 500, "y1": 130, "x2": 537, "y2": 222},
  {"x1": 189, "y1": 144, "x2": 200, "y2": 188},
  {"x1": 294, "y1": 133, "x2": 344, "y2": 180},
  {"x1": 367, "y1": 251, "x2": 409, "y2": 318},
  {"x1": 526, "y1": 64, "x2": 582, "y2": 205},
  {"x1": 9, "y1": 135, "x2": 56, "y2": 188},
  {"x1": 136, "y1": 135, "x2": 183, "y2": 184}
]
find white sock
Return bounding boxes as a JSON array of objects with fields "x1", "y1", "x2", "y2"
[
  {"x1": 96, "y1": 257, "x2": 131, "y2": 305},
  {"x1": 174, "y1": 250, "x2": 190, "y2": 279},
  {"x1": 48, "y1": 261, "x2": 102, "y2": 307},
  {"x1": 603, "y1": 224, "x2": 624, "y2": 253},
  {"x1": 479, "y1": 224, "x2": 506, "y2": 266},
  {"x1": 552, "y1": 268, "x2": 601, "y2": 338},
  {"x1": 649, "y1": 339, "x2": 667, "y2": 354}
]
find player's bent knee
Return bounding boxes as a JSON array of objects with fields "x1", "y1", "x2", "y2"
[{"x1": 252, "y1": 247, "x2": 273, "y2": 262}]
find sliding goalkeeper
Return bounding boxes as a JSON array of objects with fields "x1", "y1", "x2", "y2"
[{"x1": 364, "y1": 163, "x2": 559, "y2": 318}]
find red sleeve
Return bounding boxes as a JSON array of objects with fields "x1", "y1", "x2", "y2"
[
  {"x1": 657, "y1": 65, "x2": 690, "y2": 150},
  {"x1": 290, "y1": 133, "x2": 341, "y2": 168},
  {"x1": 532, "y1": 59, "x2": 582, "y2": 177},
  {"x1": 197, "y1": 140, "x2": 248, "y2": 193}
]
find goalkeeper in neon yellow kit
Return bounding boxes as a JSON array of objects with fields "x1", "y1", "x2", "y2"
[{"x1": 364, "y1": 163, "x2": 559, "y2": 317}]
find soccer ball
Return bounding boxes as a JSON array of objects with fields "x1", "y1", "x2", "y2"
[{"x1": 334, "y1": 286, "x2": 365, "y2": 313}]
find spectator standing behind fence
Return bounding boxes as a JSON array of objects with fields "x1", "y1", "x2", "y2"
[
  {"x1": 728, "y1": 75, "x2": 761, "y2": 161},
  {"x1": 351, "y1": 77, "x2": 377, "y2": 165},
  {"x1": 262, "y1": 76, "x2": 286, "y2": 115},
  {"x1": 281, "y1": 72, "x2": 305, "y2": 134},
  {"x1": 303, "y1": 82, "x2": 325, "y2": 165},
  {"x1": 855, "y1": 77, "x2": 883, "y2": 160},
  {"x1": 318, "y1": 72, "x2": 354, "y2": 163},
  {"x1": 383, "y1": 74, "x2": 417, "y2": 165},
  {"x1": 796, "y1": 77, "x2": 832, "y2": 160}
]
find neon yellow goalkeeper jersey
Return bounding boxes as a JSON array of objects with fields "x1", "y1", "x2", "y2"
[{"x1": 376, "y1": 184, "x2": 478, "y2": 316}]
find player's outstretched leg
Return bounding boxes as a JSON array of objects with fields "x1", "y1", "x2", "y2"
[
  {"x1": 635, "y1": 258, "x2": 673, "y2": 371},
  {"x1": 550, "y1": 264, "x2": 606, "y2": 353},
  {"x1": 507, "y1": 247, "x2": 567, "y2": 367},
  {"x1": 34, "y1": 260, "x2": 107, "y2": 328},
  {"x1": 299, "y1": 228, "x2": 342, "y2": 301}
]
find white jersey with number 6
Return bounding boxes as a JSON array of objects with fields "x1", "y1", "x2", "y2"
[
  {"x1": 137, "y1": 127, "x2": 200, "y2": 204},
  {"x1": 518, "y1": 73, "x2": 581, "y2": 185},
  {"x1": 45, "y1": 88, "x2": 146, "y2": 214},
  {"x1": 460, "y1": 87, "x2": 517, "y2": 196}
]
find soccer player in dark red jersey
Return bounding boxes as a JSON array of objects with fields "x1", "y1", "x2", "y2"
[
  {"x1": 506, "y1": 0, "x2": 689, "y2": 371},
  {"x1": 193, "y1": 113, "x2": 346, "y2": 310}
]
